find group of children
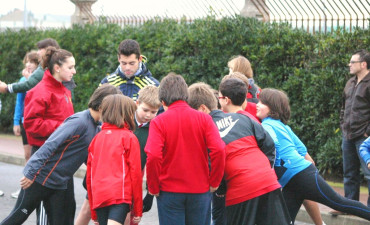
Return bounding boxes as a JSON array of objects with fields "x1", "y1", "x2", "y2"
[{"x1": 1, "y1": 40, "x2": 370, "y2": 225}]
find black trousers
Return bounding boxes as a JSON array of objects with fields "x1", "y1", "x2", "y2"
[
  {"x1": 226, "y1": 189, "x2": 292, "y2": 225},
  {"x1": 283, "y1": 164, "x2": 370, "y2": 222},
  {"x1": 0, "y1": 179, "x2": 75, "y2": 225}
]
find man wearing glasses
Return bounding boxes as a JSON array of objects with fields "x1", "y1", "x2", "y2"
[{"x1": 333, "y1": 49, "x2": 370, "y2": 215}]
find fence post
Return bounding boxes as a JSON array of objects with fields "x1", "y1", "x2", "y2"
[
  {"x1": 240, "y1": 0, "x2": 265, "y2": 21},
  {"x1": 70, "y1": 0, "x2": 97, "y2": 25}
]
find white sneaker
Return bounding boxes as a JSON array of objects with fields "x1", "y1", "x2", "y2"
[
  {"x1": 11, "y1": 189, "x2": 20, "y2": 199},
  {"x1": 0, "y1": 190, "x2": 4, "y2": 197}
]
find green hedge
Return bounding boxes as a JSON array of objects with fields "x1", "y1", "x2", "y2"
[{"x1": 0, "y1": 16, "x2": 369, "y2": 176}]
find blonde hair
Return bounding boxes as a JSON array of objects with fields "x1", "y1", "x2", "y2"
[
  {"x1": 222, "y1": 72, "x2": 249, "y2": 87},
  {"x1": 188, "y1": 82, "x2": 217, "y2": 111},
  {"x1": 228, "y1": 55, "x2": 253, "y2": 78},
  {"x1": 137, "y1": 85, "x2": 161, "y2": 109},
  {"x1": 101, "y1": 94, "x2": 137, "y2": 130}
]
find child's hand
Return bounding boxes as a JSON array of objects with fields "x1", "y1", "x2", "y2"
[{"x1": 132, "y1": 216, "x2": 141, "y2": 224}]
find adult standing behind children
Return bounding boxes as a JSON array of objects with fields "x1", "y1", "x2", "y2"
[
  {"x1": 145, "y1": 73, "x2": 225, "y2": 225},
  {"x1": 336, "y1": 49, "x2": 370, "y2": 214},
  {"x1": 100, "y1": 39, "x2": 159, "y2": 100},
  {"x1": 22, "y1": 46, "x2": 76, "y2": 225}
]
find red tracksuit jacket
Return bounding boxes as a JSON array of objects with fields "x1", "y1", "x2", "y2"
[
  {"x1": 145, "y1": 100, "x2": 226, "y2": 194},
  {"x1": 87, "y1": 123, "x2": 143, "y2": 220},
  {"x1": 23, "y1": 70, "x2": 74, "y2": 147}
]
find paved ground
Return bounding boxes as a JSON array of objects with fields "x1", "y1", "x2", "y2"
[{"x1": 0, "y1": 134, "x2": 369, "y2": 225}]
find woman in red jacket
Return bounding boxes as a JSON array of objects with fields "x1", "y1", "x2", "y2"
[
  {"x1": 22, "y1": 46, "x2": 76, "y2": 225},
  {"x1": 87, "y1": 94, "x2": 143, "y2": 225}
]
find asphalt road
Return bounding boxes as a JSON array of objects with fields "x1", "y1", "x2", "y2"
[{"x1": 0, "y1": 162, "x2": 312, "y2": 225}]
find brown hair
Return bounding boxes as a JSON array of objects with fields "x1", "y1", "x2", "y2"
[
  {"x1": 23, "y1": 50, "x2": 39, "y2": 66},
  {"x1": 222, "y1": 72, "x2": 249, "y2": 87},
  {"x1": 41, "y1": 47, "x2": 73, "y2": 74},
  {"x1": 219, "y1": 78, "x2": 247, "y2": 106},
  {"x1": 228, "y1": 55, "x2": 253, "y2": 78},
  {"x1": 159, "y1": 72, "x2": 189, "y2": 106},
  {"x1": 212, "y1": 89, "x2": 221, "y2": 109},
  {"x1": 137, "y1": 85, "x2": 161, "y2": 109},
  {"x1": 188, "y1": 82, "x2": 217, "y2": 111},
  {"x1": 259, "y1": 88, "x2": 291, "y2": 124},
  {"x1": 118, "y1": 39, "x2": 141, "y2": 59},
  {"x1": 101, "y1": 94, "x2": 137, "y2": 130},
  {"x1": 36, "y1": 38, "x2": 60, "y2": 49},
  {"x1": 88, "y1": 84, "x2": 122, "y2": 111}
]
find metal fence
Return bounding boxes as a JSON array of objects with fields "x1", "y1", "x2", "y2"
[
  {"x1": 252, "y1": 0, "x2": 369, "y2": 33},
  {"x1": 82, "y1": 0, "x2": 369, "y2": 33}
]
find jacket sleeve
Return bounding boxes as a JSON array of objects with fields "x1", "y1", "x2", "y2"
[
  {"x1": 8, "y1": 67, "x2": 43, "y2": 93},
  {"x1": 23, "y1": 92, "x2": 62, "y2": 140},
  {"x1": 205, "y1": 116, "x2": 226, "y2": 188},
  {"x1": 126, "y1": 135, "x2": 143, "y2": 217},
  {"x1": 13, "y1": 92, "x2": 24, "y2": 126},
  {"x1": 253, "y1": 120, "x2": 276, "y2": 167},
  {"x1": 145, "y1": 119, "x2": 164, "y2": 195},
  {"x1": 340, "y1": 90, "x2": 345, "y2": 130},
  {"x1": 359, "y1": 137, "x2": 370, "y2": 165},
  {"x1": 86, "y1": 138, "x2": 97, "y2": 221},
  {"x1": 23, "y1": 115, "x2": 81, "y2": 181}
]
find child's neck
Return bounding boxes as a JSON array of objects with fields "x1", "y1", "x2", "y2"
[{"x1": 225, "y1": 105, "x2": 243, "y2": 113}]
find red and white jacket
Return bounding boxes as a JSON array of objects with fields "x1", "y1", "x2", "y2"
[
  {"x1": 87, "y1": 123, "x2": 143, "y2": 220},
  {"x1": 23, "y1": 69, "x2": 74, "y2": 147}
]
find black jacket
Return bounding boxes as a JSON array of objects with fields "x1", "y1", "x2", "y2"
[{"x1": 340, "y1": 72, "x2": 370, "y2": 140}]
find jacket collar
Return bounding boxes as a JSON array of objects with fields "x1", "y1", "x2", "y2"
[
  {"x1": 167, "y1": 100, "x2": 188, "y2": 109},
  {"x1": 102, "y1": 122, "x2": 130, "y2": 130},
  {"x1": 116, "y1": 62, "x2": 148, "y2": 80},
  {"x1": 43, "y1": 69, "x2": 64, "y2": 88}
]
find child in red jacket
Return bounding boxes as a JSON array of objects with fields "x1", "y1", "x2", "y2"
[{"x1": 87, "y1": 94, "x2": 143, "y2": 225}]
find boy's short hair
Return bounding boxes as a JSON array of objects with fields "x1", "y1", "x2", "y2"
[
  {"x1": 101, "y1": 94, "x2": 137, "y2": 129},
  {"x1": 37, "y1": 38, "x2": 60, "y2": 49},
  {"x1": 188, "y1": 82, "x2": 217, "y2": 111},
  {"x1": 159, "y1": 72, "x2": 189, "y2": 106},
  {"x1": 88, "y1": 84, "x2": 122, "y2": 111},
  {"x1": 137, "y1": 85, "x2": 161, "y2": 109},
  {"x1": 219, "y1": 78, "x2": 247, "y2": 106},
  {"x1": 222, "y1": 72, "x2": 249, "y2": 87},
  {"x1": 118, "y1": 39, "x2": 141, "y2": 59},
  {"x1": 259, "y1": 88, "x2": 291, "y2": 124}
]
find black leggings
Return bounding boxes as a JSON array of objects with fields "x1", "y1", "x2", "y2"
[
  {"x1": 0, "y1": 180, "x2": 75, "y2": 225},
  {"x1": 283, "y1": 164, "x2": 370, "y2": 222},
  {"x1": 95, "y1": 203, "x2": 130, "y2": 225}
]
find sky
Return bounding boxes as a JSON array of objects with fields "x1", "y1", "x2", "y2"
[{"x1": 0, "y1": 0, "x2": 245, "y2": 18}]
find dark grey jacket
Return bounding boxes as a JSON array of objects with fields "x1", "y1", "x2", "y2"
[
  {"x1": 340, "y1": 72, "x2": 370, "y2": 140},
  {"x1": 24, "y1": 110, "x2": 99, "y2": 189}
]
